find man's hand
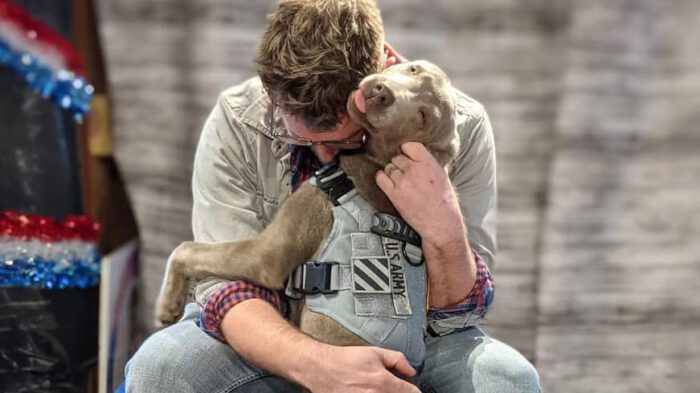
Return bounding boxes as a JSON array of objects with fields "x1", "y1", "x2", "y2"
[
  {"x1": 301, "y1": 346, "x2": 420, "y2": 393},
  {"x1": 384, "y1": 42, "x2": 407, "y2": 68},
  {"x1": 376, "y1": 142, "x2": 463, "y2": 246}
]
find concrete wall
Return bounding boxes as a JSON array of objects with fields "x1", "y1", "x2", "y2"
[
  {"x1": 536, "y1": 0, "x2": 700, "y2": 391},
  {"x1": 98, "y1": 0, "x2": 700, "y2": 390}
]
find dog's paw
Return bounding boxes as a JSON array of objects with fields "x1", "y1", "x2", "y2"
[{"x1": 155, "y1": 294, "x2": 185, "y2": 327}]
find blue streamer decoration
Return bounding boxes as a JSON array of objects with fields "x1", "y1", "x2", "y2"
[
  {"x1": 0, "y1": 38, "x2": 94, "y2": 121},
  {"x1": 0, "y1": 253, "x2": 101, "y2": 289}
]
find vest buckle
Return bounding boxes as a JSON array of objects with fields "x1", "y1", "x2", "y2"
[{"x1": 294, "y1": 261, "x2": 339, "y2": 295}]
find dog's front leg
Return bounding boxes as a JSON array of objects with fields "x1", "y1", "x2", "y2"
[
  {"x1": 156, "y1": 183, "x2": 333, "y2": 325},
  {"x1": 155, "y1": 250, "x2": 191, "y2": 325}
]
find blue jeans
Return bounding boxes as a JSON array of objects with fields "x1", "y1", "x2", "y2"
[{"x1": 125, "y1": 303, "x2": 540, "y2": 392}]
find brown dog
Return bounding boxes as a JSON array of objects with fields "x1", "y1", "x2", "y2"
[{"x1": 156, "y1": 60, "x2": 459, "y2": 347}]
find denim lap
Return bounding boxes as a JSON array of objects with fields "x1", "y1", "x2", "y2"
[{"x1": 125, "y1": 303, "x2": 539, "y2": 393}]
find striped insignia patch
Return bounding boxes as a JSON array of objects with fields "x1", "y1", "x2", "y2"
[{"x1": 351, "y1": 257, "x2": 392, "y2": 293}]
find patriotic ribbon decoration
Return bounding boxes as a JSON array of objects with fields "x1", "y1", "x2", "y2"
[
  {"x1": 0, "y1": 0, "x2": 93, "y2": 121},
  {"x1": 0, "y1": 211, "x2": 101, "y2": 289}
]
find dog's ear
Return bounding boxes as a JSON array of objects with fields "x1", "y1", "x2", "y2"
[{"x1": 412, "y1": 106, "x2": 430, "y2": 131}]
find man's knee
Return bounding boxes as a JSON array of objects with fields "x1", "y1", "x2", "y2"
[
  {"x1": 125, "y1": 319, "x2": 233, "y2": 392},
  {"x1": 125, "y1": 328, "x2": 189, "y2": 392},
  {"x1": 125, "y1": 331, "x2": 303, "y2": 393},
  {"x1": 498, "y1": 355, "x2": 540, "y2": 392},
  {"x1": 124, "y1": 319, "x2": 294, "y2": 393},
  {"x1": 474, "y1": 339, "x2": 541, "y2": 392}
]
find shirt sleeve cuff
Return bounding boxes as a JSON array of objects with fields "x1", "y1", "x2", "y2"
[
  {"x1": 427, "y1": 250, "x2": 495, "y2": 336},
  {"x1": 198, "y1": 280, "x2": 282, "y2": 342}
]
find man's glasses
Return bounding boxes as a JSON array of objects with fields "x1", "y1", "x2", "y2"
[{"x1": 269, "y1": 104, "x2": 367, "y2": 150}]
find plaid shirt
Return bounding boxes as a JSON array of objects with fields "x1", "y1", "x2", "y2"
[{"x1": 199, "y1": 146, "x2": 495, "y2": 341}]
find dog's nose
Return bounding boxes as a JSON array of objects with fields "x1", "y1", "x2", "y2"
[{"x1": 365, "y1": 81, "x2": 395, "y2": 108}]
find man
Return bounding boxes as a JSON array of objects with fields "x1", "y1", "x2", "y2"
[{"x1": 125, "y1": 1, "x2": 540, "y2": 392}]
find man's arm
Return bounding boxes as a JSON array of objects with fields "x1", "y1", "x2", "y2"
[
  {"x1": 377, "y1": 142, "x2": 476, "y2": 307},
  {"x1": 376, "y1": 96, "x2": 497, "y2": 325},
  {"x1": 191, "y1": 99, "x2": 266, "y2": 303},
  {"x1": 221, "y1": 299, "x2": 419, "y2": 393}
]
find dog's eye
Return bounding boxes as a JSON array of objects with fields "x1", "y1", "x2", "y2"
[
  {"x1": 419, "y1": 109, "x2": 428, "y2": 128},
  {"x1": 410, "y1": 65, "x2": 419, "y2": 74}
]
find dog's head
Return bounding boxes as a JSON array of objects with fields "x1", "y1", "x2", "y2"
[{"x1": 347, "y1": 60, "x2": 458, "y2": 166}]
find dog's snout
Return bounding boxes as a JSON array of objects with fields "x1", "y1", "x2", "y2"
[{"x1": 363, "y1": 80, "x2": 395, "y2": 108}]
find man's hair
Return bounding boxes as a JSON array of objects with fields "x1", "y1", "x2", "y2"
[{"x1": 256, "y1": 0, "x2": 384, "y2": 130}]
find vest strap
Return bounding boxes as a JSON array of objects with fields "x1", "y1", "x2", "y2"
[
  {"x1": 370, "y1": 213, "x2": 422, "y2": 247},
  {"x1": 312, "y1": 161, "x2": 355, "y2": 206}
]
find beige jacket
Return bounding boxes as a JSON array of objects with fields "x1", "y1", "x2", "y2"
[{"x1": 190, "y1": 77, "x2": 498, "y2": 327}]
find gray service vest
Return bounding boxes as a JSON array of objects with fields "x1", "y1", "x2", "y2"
[{"x1": 286, "y1": 163, "x2": 428, "y2": 370}]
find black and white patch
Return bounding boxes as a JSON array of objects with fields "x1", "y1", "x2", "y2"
[{"x1": 351, "y1": 257, "x2": 392, "y2": 293}]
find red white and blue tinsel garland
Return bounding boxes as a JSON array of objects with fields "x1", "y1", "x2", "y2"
[
  {"x1": 0, "y1": 211, "x2": 101, "y2": 289},
  {"x1": 0, "y1": 0, "x2": 93, "y2": 121}
]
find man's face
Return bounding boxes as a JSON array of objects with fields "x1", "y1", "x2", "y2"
[
  {"x1": 278, "y1": 44, "x2": 393, "y2": 163},
  {"x1": 281, "y1": 113, "x2": 364, "y2": 164}
]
